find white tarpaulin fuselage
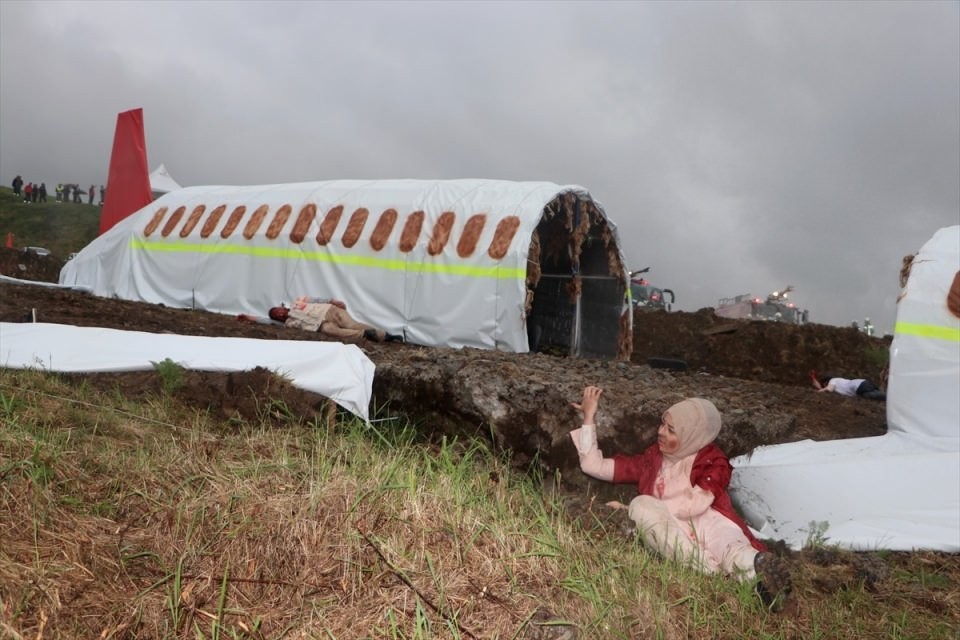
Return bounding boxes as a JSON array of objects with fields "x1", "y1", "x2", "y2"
[
  {"x1": 59, "y1": 179, "x2": 626, "y2": 353},
  {"x1": 730, "y1": 226, "x2": 960, "y2": 551},
  {"x1": 0, "y1": 322, "x2": 375, "y2": 422}
]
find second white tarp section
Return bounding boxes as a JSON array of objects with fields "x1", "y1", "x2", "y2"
[
  {"x1": 730, "y1": 225, "x2": 960, "y2": 551},
  {"x1": 0, "y1": 322, "x2": 375, "y2": 422}
]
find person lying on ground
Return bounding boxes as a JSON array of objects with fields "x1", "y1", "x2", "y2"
[
  {"x1": 268, "y1": 297, "x2": 403, "y2": 343},
  {"x1": 570, "y1": 385, "x2": 792, "y2": 611},
  {"x1": 811, "y1": 373, "x2": 885, "y2": 401}
]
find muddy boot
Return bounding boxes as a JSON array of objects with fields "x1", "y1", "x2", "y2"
[
  {"x1": 754, "y1": 551, "x2": 792, "y2": 612},
  {"x1": 385, "y1": 332, "x2": 404, "y2": 343}
]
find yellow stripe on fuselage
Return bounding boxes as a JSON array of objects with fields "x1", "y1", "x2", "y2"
[
  {"x1": 895, "y1": 321, "x2": 960, "y2": 342},
  {"x1": 129, "y1": 238, "x2": 526, "y2": 279}
]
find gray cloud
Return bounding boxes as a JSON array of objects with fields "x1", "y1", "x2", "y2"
[{"x1": 2, "y1": 0, "x2": 957, "y2": 334}]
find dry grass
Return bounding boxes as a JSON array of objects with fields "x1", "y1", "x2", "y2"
[{"x1": 1, "y1": 368, "x2": 958, "y2": 639}]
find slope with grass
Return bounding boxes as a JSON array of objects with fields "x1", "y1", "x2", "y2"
[
  {"x1": 1, "y1": 368, "x2": 957, "y2": 639},
  {"x1": 0, "y1": 186, "x2": 100, "y2": 259}
]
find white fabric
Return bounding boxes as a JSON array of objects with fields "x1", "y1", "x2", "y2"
[
  {"x1": 730, "y1": 226, "x2": 960, "y2": 551},
  {"x1": 569, "y1": 425, "x2": 614, "y2": 481},
  {"x1": 0, "y1": 322, "x2": 375, "y2": 422},
  {"x1": 0, "y1": 274, "x2": 92, "y2": 292},
  {"x1": 577, "y1": 423, "x2": 597, "y2": 454},
  {"x1": 149, "y1": 164, "x2": 183, "y2": 194},
  {"x1": 59, "y1": 179, "x2": 629, "y2": 354}
]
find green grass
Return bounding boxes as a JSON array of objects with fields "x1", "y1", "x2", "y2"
[
  {"x1": 0, "y1": 185, "x2": 101, "y2": 259},
  {"x1": 1, "y1": 368, "x2": 957, "y2": 639}
]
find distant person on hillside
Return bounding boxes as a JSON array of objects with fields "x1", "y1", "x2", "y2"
[
  {"x1": 55, "y1": 184, "x2": 64, "y2": 203},
  {"x1": 88, "y1": 185, "x2": 95, "y2": 205},
  {"x1": 268, "y1": 296, "x2": 403, "y2": 344},
  {"x1": 99, "y1": 185, "x2": 105, "y2": 205},
  {"x1": 38, "y1": 183, "x2": 47, "y2": 203},
  {"x1": 11, "y1": 175, "x2": 23, "y2": 197},
  {"x1": 569, "y1": 386, "x2": 792, "y2": 610},
  {"x1": 812, "y1": 373, "x2": 885, "y2": 401},
  {"x1": 23, "y1": 182, "x2": 32, "y2": 203}
]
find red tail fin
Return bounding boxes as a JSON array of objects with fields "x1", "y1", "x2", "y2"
[{"x1": 98, "y1": 108, "x2": 153, "y2": 235}]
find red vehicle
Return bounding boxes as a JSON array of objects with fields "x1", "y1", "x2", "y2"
[{"x1": 629, "y1": 268, "x2": 675, "y2": 311}]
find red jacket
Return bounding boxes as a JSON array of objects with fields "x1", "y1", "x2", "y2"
[{"x1": 612, "y1": 443, "x2": 766, "y2": 552}]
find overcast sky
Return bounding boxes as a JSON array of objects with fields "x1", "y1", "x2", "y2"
[{"x1": 2, "y1": 1, "x2": 957, "y2": 333}]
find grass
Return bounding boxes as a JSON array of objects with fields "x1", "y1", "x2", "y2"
[
  {"x1": 0, "y1": 186, "x2": 101, "y2": 259},
  {"x1": 1, "y1": 368, "x2": 957, "y2": 639}
]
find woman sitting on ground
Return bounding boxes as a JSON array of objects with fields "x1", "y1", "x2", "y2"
[{"x1": 570, "y1": 386, "x2": 792, "y2": 610}]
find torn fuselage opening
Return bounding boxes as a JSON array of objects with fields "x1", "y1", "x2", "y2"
[{"x1": 525, "y1": 192, "x2": 631, "y2": 360}]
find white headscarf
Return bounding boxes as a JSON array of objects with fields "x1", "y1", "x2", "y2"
[{"x1": 661, "y1": 398, "x2": 722, "y2": 460}]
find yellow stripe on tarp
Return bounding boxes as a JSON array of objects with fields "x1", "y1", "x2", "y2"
[
  {"x1": 895, "y1": 321, "x2": 960, "y2": 342},
  {"x1": 129, "y1": 238, "x2": 526, "y2": 279}
]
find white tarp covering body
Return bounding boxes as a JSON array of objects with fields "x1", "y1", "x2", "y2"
[
  {"x1": 149, "y1": 164, "x2": 182, "y2": 194},
  {"x1": 0, "y1": 322, "x2": 375, "y2": 422},
  {"x1": 730, "y1": 226, "x2": 960, "y2": 551},
  {"x1": 59, "y1": 179, "x2": 630, "y2": 355}
]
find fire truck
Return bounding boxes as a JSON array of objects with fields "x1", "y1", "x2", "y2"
[
  {"x1": 716, "y1": 286, "x2": 809, "y2": 324},
  {"x1": 629, "y1": 268, "x2": 675, "y2": 311}
]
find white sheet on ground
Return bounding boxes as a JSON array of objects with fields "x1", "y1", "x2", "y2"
[
  {"x1": 0, "y1": 322, "x2": 374, "y2": 422},
  {"x1": 730, "y1": 225, "x2": 960, "y2": 551}
]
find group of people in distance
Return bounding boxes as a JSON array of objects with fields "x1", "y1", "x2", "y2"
[
  {"x1": 268, "y1": 291, "x2": 890, "y2": 612},
  {"x1": 11, "y1": 176, "x2": 104, "y2": 205}
]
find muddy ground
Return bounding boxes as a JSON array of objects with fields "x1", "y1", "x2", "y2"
[
  {"x1": 6, "y1": 248, "x2": 955, "y2": 598},
  {"x1": 0, "y1": 247, "x2": 890, "y2": 449}
]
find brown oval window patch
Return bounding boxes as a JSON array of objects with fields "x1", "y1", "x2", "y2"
[
  {"x1": 317, "y1": 205, "x2": 344, "y2": 246},
  {"x1": 948, "y1": 270, "x2": 960, "y2": 319},
  {"x1": 200, "y1": 205, "x2": 227, "y2": 238},
  {"x1": 290, "y1": 203, "x2": 317, "y2": 244},
  {"x1": 221, "y1": 205, "x2": 247, "y2": 239},
  {"x1": 427, "y1": 212, "x2": 456, "y2": 256},
  {"x1": 341, "y1": 208, "x2": 369, "y2": 249},
  {"x1": 179, "y1": 205, "x2": 207, "y2": 238},
  {"x1": 144, "y1": 207, "x2": 168, "y2": 237},
  {"x1": 161, "y1": 206, "x2": 187, "y2": 238},
  {"x1": 266, "y1": 204, "x2": 292, "y2": 240},
  {"x1": 457, "y1": 213, "x2": 487, "y2": 258},
  {"x1": 488, "y1": 215, "x2": 521, "y2": 260},
  {"x1": 243, "y1": 204, "x2": 270, "y2": 240},
  {"x1": 399, "y1": 210, "x2": 425, "y2": 253},
  {"x1": 370, "y1": 209, "x2": 398, "y2": 251}
]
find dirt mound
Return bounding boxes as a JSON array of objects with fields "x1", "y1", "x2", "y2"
[
  {"x1": 0, "y1": 249, "x2": 890, "y2": 469},
  {"x1": 0, "y1": 247, "x2": 64, "y2": 283},
  {"x1": 630, "y1": 307, "x2": 890, "y2": 389}
]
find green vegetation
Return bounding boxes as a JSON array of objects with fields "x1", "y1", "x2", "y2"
[
  {"x1": 1, "y1": 368, "x2": 957, "y2": 639},
  {"x1": 0, "y1": 185, "x2": 101, "y2": 259},
  {"x1": 151, "y1": 358, "x2": 187, "y2": 394}
]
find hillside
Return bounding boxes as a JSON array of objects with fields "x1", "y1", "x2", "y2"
[{"x1": 0, "y1": 186, "x2": 100, "y2": 259}]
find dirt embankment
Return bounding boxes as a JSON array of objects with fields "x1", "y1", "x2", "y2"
[{"x1": 1, "y1": 247, "x2": 891, "y2": 493}]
